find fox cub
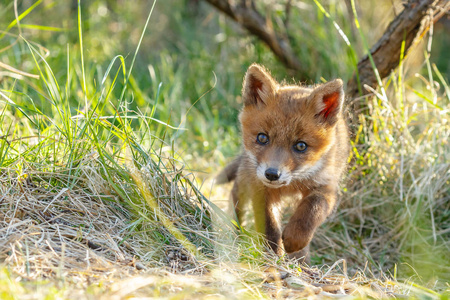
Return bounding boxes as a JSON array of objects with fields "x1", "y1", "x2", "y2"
[{"x1": 218, "y1": 64, "x2": 349, "y2": 261}]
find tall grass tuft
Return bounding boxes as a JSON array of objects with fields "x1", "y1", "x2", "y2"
[{"x1": 0, "y1": 1, "x2": 232, "y2": 276}]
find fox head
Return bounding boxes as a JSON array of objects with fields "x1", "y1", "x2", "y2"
[{"x1": 239, "y1": 64, "x2": 345, "y2": 188}]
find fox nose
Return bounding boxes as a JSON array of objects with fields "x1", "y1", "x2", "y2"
[{"x1": 265, "y1": 168, "x2": 281, "y2": 181}]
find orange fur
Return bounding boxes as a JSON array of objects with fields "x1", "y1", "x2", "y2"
[{"x1": 220, "y1": 64, "x2": 350, "y2": 262}]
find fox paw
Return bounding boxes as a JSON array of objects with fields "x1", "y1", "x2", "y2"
[{"x1": 282, "y1": 224, "x2": 309, "y2": 254}]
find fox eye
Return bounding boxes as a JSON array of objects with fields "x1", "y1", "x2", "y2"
[
  {"x1": 256, "y1": 133, "x2": 269, "y2": 145},
  {"x1": 293, "y1": 141, "x2": 307, "y2": 152}
]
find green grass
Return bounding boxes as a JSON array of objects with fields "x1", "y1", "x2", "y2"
[{"x1": 0, "y1": 0, "x2": 449, "y2": 298}]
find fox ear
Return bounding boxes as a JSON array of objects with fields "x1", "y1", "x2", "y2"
[
  {"x1": 310, "y1": 79, "x2": 344, "y2": 124},
  {"x1": 242, "y1": 64, "x2": 277, "y2": 107}
]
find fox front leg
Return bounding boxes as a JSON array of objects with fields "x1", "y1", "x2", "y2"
[
  {"x1": 258, "y1": 190, "x2": 283, "y2": 256},
  {"x1": 250, "y1": 190, "x2": 283, "y2": 256},
  {"x1": 282, "y1": 191, "x2": 336, "y2": 259},
  {"x1": 264, "y1": 199, "x2": 283, "y2": 256}
]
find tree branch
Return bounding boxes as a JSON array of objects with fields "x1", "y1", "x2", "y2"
[
  {"x1": 346, "y1": 0, "x2": 449, "y2": 100},
  {"x1": 203, "y1": 0, "x2": 306, "y2": 80}
]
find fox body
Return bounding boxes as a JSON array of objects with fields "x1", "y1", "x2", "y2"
[{"x1": 219, "y1": 64, "x2": 349, "y2": 261}]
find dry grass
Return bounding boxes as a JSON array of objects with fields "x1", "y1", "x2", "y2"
[{"x1": 0, "y1": 157, "x2": 446, "y2": 299}]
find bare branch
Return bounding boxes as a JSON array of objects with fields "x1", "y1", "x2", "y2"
[
  {"x1": 203, "y1": 0, "x2": 307, "y2": 80},
  {"x1": 346, "y1": 0, "x2": 449, "y2": 100}
]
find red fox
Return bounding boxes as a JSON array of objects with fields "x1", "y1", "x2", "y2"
[{"x1": 218, "y1": 64, "x2": 349, "y2": 262}]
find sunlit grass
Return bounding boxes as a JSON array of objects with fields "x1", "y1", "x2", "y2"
[{"x1": 0, "y1": 0, "x2": 448, "y2": 299}]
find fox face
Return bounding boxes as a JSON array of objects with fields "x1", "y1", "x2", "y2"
[{"x1": 239, "y1": 64, "x2": 344, "y2": 188}]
